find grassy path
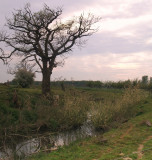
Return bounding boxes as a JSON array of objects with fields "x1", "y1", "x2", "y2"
[{"x1": 28, "y1": 97, "x2": 152, "y2": 160}]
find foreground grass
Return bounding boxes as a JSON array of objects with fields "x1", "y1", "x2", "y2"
[{"x1": 29, "y1": 97, "x2": 152, "y2": 160}]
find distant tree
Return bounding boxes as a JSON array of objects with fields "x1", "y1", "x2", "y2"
[
  {"x1": 150, "y1": 77, "x2": 152, "y2": 84},
  {"x1": 142, "y1": 75, "x2": 148, "y2": 85},
  {"x1": 12, "y1": 62, "x2": 35, "y2": 88},
  {"x1": 0, "y1": 3, "x2": 100, "y2": 95},
  {"x1": 87, "y1": 81, "x2": 94, "y2": 88}
]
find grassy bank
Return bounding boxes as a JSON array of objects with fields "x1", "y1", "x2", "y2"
[
  {"x1": 28, "y1": 96, "x2": 152, "y2": 160},
  {"x1": 0, "y1": 85, "x2": 90, "y2": 133},
  {"x1": 0, "y1": 85, "x2": 125, "y2": 134},
  {"x1": 0, "y1": 84, "x2": 150, "y2": 159}
]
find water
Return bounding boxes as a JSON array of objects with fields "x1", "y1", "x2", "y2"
[{"x1": 0, "y1": 119, "x2": 99, "y2": 159}]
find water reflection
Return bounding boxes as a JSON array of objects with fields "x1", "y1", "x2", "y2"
[{"x1": 0, "y1": 120, "x2": 99, "y2": 159}]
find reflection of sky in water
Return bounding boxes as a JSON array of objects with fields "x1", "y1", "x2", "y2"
[
  {"x1": 0, "y1": 121, "x2": 97, "y2": 158},
  {"x1": 53, "y1": 121, "x2": 96, "y2": 146},
  {"x1": 16, "y1": 139, "x2": 39, "y2": 156}
]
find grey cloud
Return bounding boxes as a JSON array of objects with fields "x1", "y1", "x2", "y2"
[
  {"x1": 0, "y1": 61, "x2": 13, "y2": 82},
  {"x1": 1, "y1": 0, "x2": 152, "y2": 82},
  {"x1": 98, "y1": 0, "x2": 152, "y2": 21},
  {"x1": 0, "y1": 0, "x2": 98, "y2": 27},
  {"x1": 72, "y1": 29, "x2": 152, "y2": 57},
  {"x1": 128, "y1": 0, "x2": 152, "y2": 17}
]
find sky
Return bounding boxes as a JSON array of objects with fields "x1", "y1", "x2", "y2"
[{"x1": 0, "y1": 0, "x2": 152, "y2": 82}]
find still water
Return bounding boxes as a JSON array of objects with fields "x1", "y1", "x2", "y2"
[{"x1": 0, "y1": 118, "x2": 99, "y2": 159}]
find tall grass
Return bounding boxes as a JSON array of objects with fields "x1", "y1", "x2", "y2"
[
  {"x1": 33, "y1": 89, "x2": 89, "y2": 131},
  {"x1": 90, "y1": 86, "x2": 148, "y2": 130},
  {"x1": 0, "y1": 86, "x2": 90, "y2": 157},
  {"x1": 0, "y1": 86, "x2": 89, "y2": 133},
  {"x1": 0, "y1": 84, "x2": 149, "y2": 146},
  {"x1": 0, "y1": 84, "x2": 150, "y2": 159}
]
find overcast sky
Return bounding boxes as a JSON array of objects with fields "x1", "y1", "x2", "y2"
[{"x1": 0, "y1": 0, "x2": 152, "y2": 82}]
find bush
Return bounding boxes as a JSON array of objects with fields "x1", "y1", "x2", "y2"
[
  {"x1": 12, "y1": 62, "x2": 35, "y2": 88},
  {"x1": 13, "y1": 68, "x2": 35, "y2": 88}
]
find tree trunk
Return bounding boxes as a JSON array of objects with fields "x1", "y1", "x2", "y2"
[{"x1": 42, "y1": 60, "x2": 52, "y2": 95}]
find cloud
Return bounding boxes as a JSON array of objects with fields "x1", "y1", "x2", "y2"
[
  {"x1": 146, "y1": 38, "x2": 152, "y2": 45},
  {"x1": 101, "y1": 14, "x2": 152, "y2": 33},
  {"x1": 0, "y1": 62, "x2": 13, "y2": 82},
  {"x1": 1, "y1": 0, "x2": 152, "y2": 82},
  {"x1": 50, "y1": 52, "x2": 152, "y2": 81}
]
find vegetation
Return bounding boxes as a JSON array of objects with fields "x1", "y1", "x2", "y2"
[
  {"x1": 90, "y1": 86, "x2": 147, "y2": 130},
  {"x1": 0, "y1": 82, "x2": 150, "y2": 159},
  {"x1": 28, "y1": 96, "x2": 152, "y2": 160},
  {"x1": 12, "y1": 62, "x2": 35, "y2": 88},
  {"x1": 0, "y1": 85, "x2": 89, "y2": 133},
  {"x1": 0, "y1": 3, "x2": 100, "y2": 95},
  {"x1": 47, "y1": 78, "x2": 152, "y2": 90},
  {"x1": 0, "y1": 3, "x2": 151, "y2": 160}
]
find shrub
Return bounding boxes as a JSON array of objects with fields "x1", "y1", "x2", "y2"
[
  {"x1": 13, "y1": 68, "x2": 35, "y2": 88},
  {"x1": 12, "y1": 62, "x2": 35, "y2": 88}
]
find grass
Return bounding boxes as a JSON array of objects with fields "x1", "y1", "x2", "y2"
[
  {"x1": 0, "y1": 84, "x2": 151, "y2": 159},
  {"x1": 0, "y1": 85, "x2": 91, "y2": 133},
  {"x1": 90, "y1": 86, "x2": 148, "y2": 130},
  {"x1": 0, "y1": 85, "x2": 124, "y2": 133},
  {"x1": 28, "y1": 96, "x2": 152, "y2": 160}
]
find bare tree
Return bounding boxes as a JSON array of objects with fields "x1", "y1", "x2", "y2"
[
  {"x1": 0, "y1": 47, "x2": 13, "y2": 64},
  {"x1": 0, "y1": 48, "x2": 5, "y2": 63},
  {"x1": 0, "y1": 3, "x2": 100, "y2": 95}
]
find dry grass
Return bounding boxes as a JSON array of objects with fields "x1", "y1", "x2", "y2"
[{"x1": 90, "y1": 86, "x2": 148, "y2": 130}]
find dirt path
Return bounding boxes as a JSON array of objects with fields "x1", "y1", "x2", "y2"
[
  {"x1": 120, "y1": 124, "x2": 133, "y2": 139},
  {"x1": 137, "y1": 135, "x2": 152, "y2": 159},
  {"x1": 119, "y1": 125, "x2": 152, "y2": 160}
]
